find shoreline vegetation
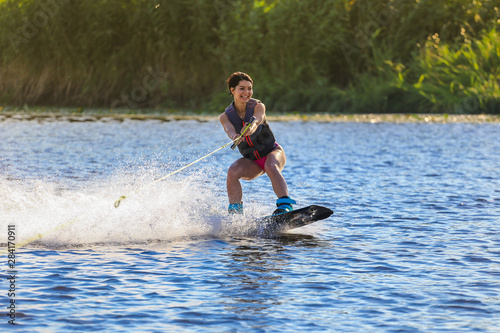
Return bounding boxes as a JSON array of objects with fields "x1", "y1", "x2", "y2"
[
  {"x1": 0, "y1": 0, "x2": 499, "y2": 114},
  {"x1": 1, "y1": 107, "x2": 499, "y2": 124}
]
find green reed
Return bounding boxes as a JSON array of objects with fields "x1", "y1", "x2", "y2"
[{"x1": 0, "y1": 0, "x2": 498, "y2": 113}]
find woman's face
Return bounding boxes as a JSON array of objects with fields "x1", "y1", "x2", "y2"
[{"x1": 231, "y1": 80, "x2": 253, "y2": 104}]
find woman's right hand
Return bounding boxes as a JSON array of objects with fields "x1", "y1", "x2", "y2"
[{"x1": 231, "y1": 133, "x2": 243, "y2": 145}]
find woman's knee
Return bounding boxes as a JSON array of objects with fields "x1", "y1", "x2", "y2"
[
  {"x1": 227, "y1": 164, "x2": 243, "y2": 180},
  {"x1": 267, "y1": 149, "x2": 286, "y2": 169},
  {"x1": 265, "y1": 155, "x2": 284, "y2": 174},
  {"x1": 265, "y1": 162, "x2": 281, "y2": 177},
  {"x1": 228, "y1": 159, "x2": 263, "y2": 180}
]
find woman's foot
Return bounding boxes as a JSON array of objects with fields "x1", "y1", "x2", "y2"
[
  {"x1": 228, "y1": 202, "x2": 243, "y2": 214},
  {"x1": 272, "y1": 196, "x2": 296, "y2": 215}
]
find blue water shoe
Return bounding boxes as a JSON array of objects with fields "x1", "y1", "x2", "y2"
[
  {"x1": 228, "y1": 202, "x2": 243, "y2": 214},
  {"x1": 273, "y1": 196, "x2": 296, "y2": 215}
]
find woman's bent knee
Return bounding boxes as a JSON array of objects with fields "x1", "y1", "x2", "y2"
[
  {"x1": 228, "y1": 158, "x2": 263, "y2": 181},
  {"x1": 227, "y1": 166, "x2": 241, "y2": 180}
]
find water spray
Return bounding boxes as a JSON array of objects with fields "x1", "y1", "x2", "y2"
[
  {"x1": 113, "y1": 116, "x2": 256, "y2": 208},
  {"x1": 0, "y1": 117, "x2": 256, "y2": 251}
]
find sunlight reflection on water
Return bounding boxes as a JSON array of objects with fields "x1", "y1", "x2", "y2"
[{"x1": 0, "y1": 119, "x2": 499, "y2": 332}]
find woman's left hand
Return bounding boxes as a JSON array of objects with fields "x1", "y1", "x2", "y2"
[{"x1": 242, "y1": 122, "x2": 257, "y2": 136}]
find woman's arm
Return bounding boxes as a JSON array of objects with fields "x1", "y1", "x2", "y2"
[
  {"x1": 219, "y1": 112, "x2": 240, "y2": 141},
  {"x1": 244, "y1": 102, "x2": 266, "y2": 136}
]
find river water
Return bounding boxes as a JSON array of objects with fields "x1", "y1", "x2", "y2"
[{"x1": 0, "y1": 117, "x2": 499, "y2": 332}]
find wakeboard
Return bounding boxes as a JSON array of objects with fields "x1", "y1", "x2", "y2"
[{"x1": 251, "y1": 205, "x2": 333, "y2": 236}]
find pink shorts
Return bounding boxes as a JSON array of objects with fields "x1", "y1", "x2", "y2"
[
  {"x1": 254, "y1": 155, "x2": 268, "y2": 171},
  {"x1": 253, "y1": 143, "x2": 279, "y2": 171}
]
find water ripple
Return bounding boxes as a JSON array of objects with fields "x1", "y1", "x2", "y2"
[{"x1": 1, "y1": 121, "x2": 499, "y2": 332}]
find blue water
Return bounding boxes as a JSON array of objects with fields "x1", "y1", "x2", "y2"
[{"x1": 0, "y1": 117, "x2": 499, "y2": 332}]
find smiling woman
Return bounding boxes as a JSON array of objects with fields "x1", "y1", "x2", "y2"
[{"x1": 218, "y1": 72, "x2": 296, "y2": 215}]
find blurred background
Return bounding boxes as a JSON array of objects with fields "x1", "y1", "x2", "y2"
[{"x1": 0, "y1": 0, "x2": 498, "y2": 113}]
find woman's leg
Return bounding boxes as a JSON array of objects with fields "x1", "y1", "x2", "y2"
[
  {"x1": 227, "y1": 157, "x2": 265, "y2": 204},
  {"x1": 264, "y1": 147, "x2": 288, "y2": 198}
]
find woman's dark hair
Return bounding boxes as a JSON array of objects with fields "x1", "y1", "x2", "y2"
[{"x1": 227, "y1": 72, "x2": 253, "y2": 96}]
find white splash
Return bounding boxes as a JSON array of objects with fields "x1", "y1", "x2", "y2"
[{"x1": 0, "y1": 169, "x2": 271, "y2": 248}]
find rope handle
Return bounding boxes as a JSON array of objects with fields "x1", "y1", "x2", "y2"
[{"x1": 231, "y1": 116, "x2": 256, "y2": 150}]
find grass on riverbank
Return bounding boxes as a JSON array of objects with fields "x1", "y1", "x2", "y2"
[
  {"x1": 1, "y1": 105, "x2": 499, "y2": 124},
  {"x1": 0, "y1": 0, "x2": 498, "y2": 113}
]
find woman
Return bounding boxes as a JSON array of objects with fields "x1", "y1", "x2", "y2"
[{"x1": 219, "y1": 72, "x2": 295, "y2": 215}]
